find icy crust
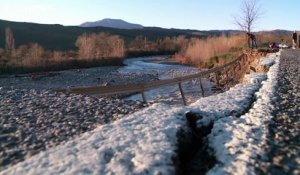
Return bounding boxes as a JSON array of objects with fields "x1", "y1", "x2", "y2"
[
  {"x1": 260, "y1": 55, "x2": 276, "y2": 67},
  {"x1": 244, "y1": 73, "x2": 267, "y2": 84},
  {"x1": 0, "y1": 103, "x2": 185, "y2": 175},
  {"x1": 188, "y1": 83, "x2": 260, "y2": 126},
  {"x1": 244, "y1": 54, "x2": 277, "y2": 84},
  {"x1": 207, "y1": 52, "x2": 280, "y2": 175}
]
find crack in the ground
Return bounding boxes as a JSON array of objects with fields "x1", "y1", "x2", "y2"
[
  {"x1": 175, "y1": 111, "x2": 216, "y2": 175},
  {"x1": 175, "y1": 89, "x2": 259, "y2": 174}
]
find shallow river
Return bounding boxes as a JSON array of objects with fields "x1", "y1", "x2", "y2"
[
  {"x1": 0, "y1": 56, "x2": 214, "y2": 105},
  {"x1": 119, "y1": 56, "x2": 214, "y2": 105}
]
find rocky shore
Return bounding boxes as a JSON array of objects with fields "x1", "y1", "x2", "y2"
[
  {"x1": 0, "y1": 66, "x2": 158, "y2": 90},
  {"x1": 0, "y1": 87, "x2": 147, "y2": 170},
  {"x1": 0, "y1": 61, "x2": 161, "y2": 170}
]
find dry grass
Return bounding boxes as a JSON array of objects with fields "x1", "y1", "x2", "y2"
[
  {"x1": 3, "y1": 31, "x2": 286, "y2": 74},
  {"x1": 0, "y1": 32, "x2": 126, "y2": 74},
  {"x1": 175, "y1": 34, "x2": 245, "y2": 67},
  {"x1": 256, "y1": 31, "x2": 292, "y2": 47}
]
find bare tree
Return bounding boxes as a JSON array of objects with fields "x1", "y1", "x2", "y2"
[
  {"x1": 129, "y1": 36, "x2": 148, "y2": 51},
  {"x1": 28, "y1": 43, "x2": 44, "y2": 60},
  {"x1": 234, "y1": 0, "x2": 262, "y2": 47},
  {"x1": 5, "y1": 27, "x2": 15, "y2": 54},
  {"x1": 75, "y1": 32, "x2": 125, "y2": 59},
  {"x1": 75, "y1": 33, "x2": 95, "y2": 59}
]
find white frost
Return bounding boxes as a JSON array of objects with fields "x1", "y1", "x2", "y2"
[
  {"x1": 260, "y1": 53, "x2": 278, "y2": 67},
  {"x1": 1, "y1": 103, "x2": 185, "y2": 175},
  {"x1": 207, "y1": 52, "x2": 280, "y2": 175},
  {"x1": 244, "y1": 73, "x2": 267, "y2": 84}
]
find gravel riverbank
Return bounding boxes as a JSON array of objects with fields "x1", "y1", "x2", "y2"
[
  {"x1": 0, "y1": 56, "x2": 191, "y2": 171},
  {"x1": 0, "y1": 56, "x2": 208, "y2": 171},
  {"x1": 0, "y1": 87, "x2": 147, "y2": 170},
  {"x1": 0, "y1": 66, "x2": 158, "y2": 90}
]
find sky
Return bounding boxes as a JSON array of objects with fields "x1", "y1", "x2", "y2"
[{"x1": 0, "y1": 0, "x2": 299, "y2": 31}]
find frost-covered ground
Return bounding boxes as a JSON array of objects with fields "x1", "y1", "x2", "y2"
[
  {"x1": 0, "y1": 53, "x2": 280, "y2": 174},
  {"x1": 207, "y1": 52, "x2": 280, "y2": 175}
]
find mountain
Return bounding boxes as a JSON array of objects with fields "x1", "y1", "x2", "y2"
[{"x1": 80, "y1": 18, "x2": 144, "y2": 29}]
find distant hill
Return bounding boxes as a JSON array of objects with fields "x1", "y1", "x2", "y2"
[
  {"x1": 0, "y1": 19, "x2": 243, "y2": 51},
  {"x1": 257, "y1": 29, "x2": 292, "y2": 36},
  {"x1": 80, "y1": 18, "x2": 144, "y2": 29}
]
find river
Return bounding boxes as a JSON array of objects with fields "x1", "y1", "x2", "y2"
[
  {"x1": 119, "y1": 56, "x2": 215, "y2": 105},
  {"x1": 0, "y1": 55, "x2": 215, "y2": 105}
]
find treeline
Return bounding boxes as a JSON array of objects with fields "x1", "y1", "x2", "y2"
[
  {"x1": 0, "y1": 26, "x2": 289, "y2": 74},
  {"x1": 0, "y1": 27, "x2": 189, "y2": 73},
  {"x1": 127, "y1": 35, "x2": 188, "y2": 57}
]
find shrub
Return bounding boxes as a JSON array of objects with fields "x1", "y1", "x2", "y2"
[
  {"x1": 75, "y1": 32, "x2": 125, "y2": 59},
  {"x1": 175, "y1": 34, "x2": 245, "y2": 67}
]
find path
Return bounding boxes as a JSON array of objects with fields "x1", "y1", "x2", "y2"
[{"x1": 256, "y1": 50, "x2": 300, "y2": 174}]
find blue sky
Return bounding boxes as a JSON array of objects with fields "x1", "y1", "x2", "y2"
[{"x1": 0, "y1": 0, "x2": 299, "y2": 31}]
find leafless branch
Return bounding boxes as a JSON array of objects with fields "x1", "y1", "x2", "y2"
[{"x1": 234, "y1": 0, "x2": 262, "y2": 33}]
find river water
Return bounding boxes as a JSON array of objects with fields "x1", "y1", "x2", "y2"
[{"x1": 119, "y1": 56, "x2": 215, "y2": 105}]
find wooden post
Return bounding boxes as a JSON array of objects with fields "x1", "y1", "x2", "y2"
[
  {"x1": 199, "y1": 78, "x2": 205, "y2": 97},
  {"x1": 215, "y1": 72, "x2": 220, "y2": 86},
  {"x1": 234, "y1": 63, "x2": 239, "y2": 72},
  {"x1": 225, "y1": 70, "x2": 229, "y2": 83},
  {"x1": 141, "y1": 92, "x2": 147, "y2": 103},
  {"x1": 178, "y1": 82, "x2": 187, "y2": 106},
  {"x1": 225, "y1": 69, "x2": 231, "y2": 90}
]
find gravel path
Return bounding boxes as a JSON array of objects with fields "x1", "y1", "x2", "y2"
[
  {"x1": 256, "y1": 50, "x2": 300, "y2": 174},
  {"x1": 0, "y1": 88, "x2": 147, "y2": 171}
]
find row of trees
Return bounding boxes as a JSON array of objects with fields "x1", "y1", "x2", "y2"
[
  {"x1": 1, "y1": 28, "x2": 54, "y2": 68},
  {"x1": 127, "y1": 35, "x2": 189, "y2": 54},
  {"x1": 0, "y1": 27, "x2": 191, "y2": 72},
  {"x1": 0, "y1": 27, "x2": 289, "y2": 72},
  {"x1": 1, "y1": 27, "x2": 189, "y2": 61}
]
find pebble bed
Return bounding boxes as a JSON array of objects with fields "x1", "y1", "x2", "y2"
[
  {"x1": 0, "y1": 87, "x2": 148, "y2": 170},
  {"x1": 0, "y1": 66, "x2": 158, "y2": 90},
  {"x1": 0, "y1": 65, "x2": 158, "y2": 171}
]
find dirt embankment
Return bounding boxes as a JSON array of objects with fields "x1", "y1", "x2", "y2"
[{"x1": 209, "y1": 50, "x2": 270, "y2": 91}]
